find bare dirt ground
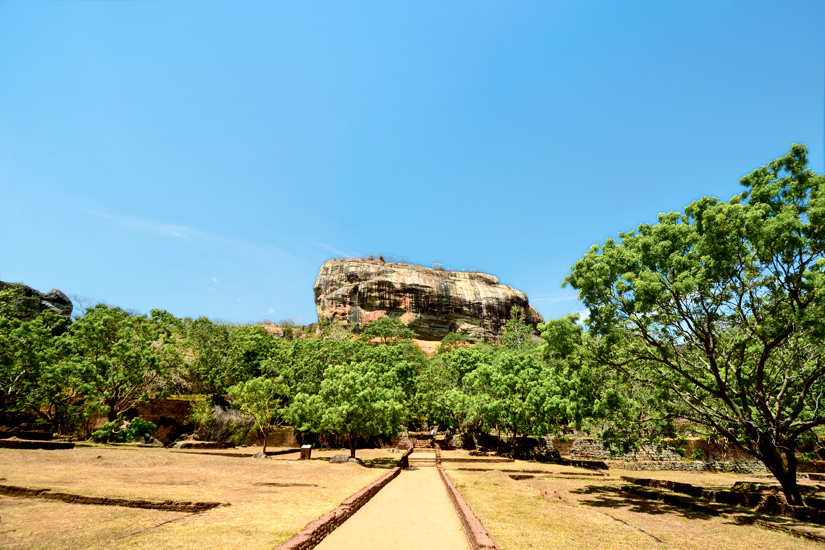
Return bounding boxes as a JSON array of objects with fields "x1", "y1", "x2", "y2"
[
  {"x1": 5, "y1": 445, "x2": 824, "y2": 550},
  {"x1": 444, "y1": 458, "x2": 825, "y2": 550},
  {"x1": 0, "y1": 445, "x2": 397, "y2": 550}
]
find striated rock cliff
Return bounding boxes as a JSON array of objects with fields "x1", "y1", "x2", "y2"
[
  {"x1": 0, "y1": 280, "x2": 73, "y2": 321},
  {"x1": 314, "y1": 258, "x2": 543, "y2": 342}
]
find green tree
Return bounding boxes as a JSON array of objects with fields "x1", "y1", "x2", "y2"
[
  {"x1": 0, "y1": 312, "x2": 61, "y2": 421},
  {"x1": 351, "y1": 338, "x2": 425, "y2": 404},
  {"x1": 227, "y1": 376, "x2": 289, "y2": 454},
  {"x1": 539, "y1": 315, "x2": 614, "y2": 435},
  {"x1": 500, "y1": 306, "x2": 538, "y2": 352},
  {"x1": 415, "y1": 346, "x2": 488, "y2": 430},
  {"x1": 438, "y1": 332, "x2": 470, "y2": 354},
  {"x1": 360, "y1": 316, "x2": 416, "y2": 344},
  {"x1": 0, "y1": 284, "x2": 75, "y2": 430},
  {"x1": 288, "y1": 360, "x2": 407, "y2": 458},
  {"x1": 183, "y1": 317, "x2": 233, "y2": 393},
  {"x1": 566, "y1": 144, "x2": 825, "y2": 505},
  {"x1": 464, "y1": 350, "x2": 561, "y2": 459},
  {"x1": 0, "y1": 283, "x2": 42, "y2": 320},
  {"x1": 68, "y1": 305, "x2": 175, "y2": 421},
  {"x1": 184, "y1": 319, "x2": 276, "y2": 393}
]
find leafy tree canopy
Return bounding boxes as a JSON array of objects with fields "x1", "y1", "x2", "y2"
[
  {"x1": 0, "y1": 284, "x2": 73, "y2": 428},
  {"x1": 288, "y1": 359, "x2": 407, "y2": 458},
  {"x1": 500, "y1": 306, "x2": 538, "y2": 353},
  {"x1": 68, "y1": 305, "x2": 176, "y2": 421},
  {"x1": 227, "y1": 375, "x2": 289, "y2": 454},
  {"x1": 565, "y1": 144, "x2": 825, "y2": 505},
  {"x1": 360, "y1": 315, "x2": 416, "y2": 344}
]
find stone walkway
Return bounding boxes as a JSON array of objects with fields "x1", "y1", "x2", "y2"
[{"x1": 314, "y1": 466, "x2": 470, "y2": 550}]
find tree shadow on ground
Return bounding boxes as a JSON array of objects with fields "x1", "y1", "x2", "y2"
[
  {"x1": 361, "y1": 457, "x2": 399, "y2": 469},
  {"x1": 254, "y1": 482, "x2": 319, "y2": 487},
  {"x1": 570, "y1": 484, "x2": 716, "y2": 521}
]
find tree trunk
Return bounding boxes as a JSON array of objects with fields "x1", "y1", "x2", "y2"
[
  {"x1": 512, "y1": 431, "x2": 520, "y2": 460},
  {"x1": 758, "y1": 436, "x2": 805, "y2": 506},
  {"x1": 51, "y1": 407, "x2": 61, "y2": 435},
  {"x1": 261, "y1": 428, "x2": 268, "y2": 455},
  {"x1": 107, "y1": 400, "x2": 117, "y2": 422},
  {"x1": 349, "y1": 433, "x2": 357, "y2": 458},
  {"x1": 775, "y1": 449, "x2": 804, "y2": 506}
]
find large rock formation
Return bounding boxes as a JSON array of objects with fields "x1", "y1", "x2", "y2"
[
  {"x1": 0, "y1": 281, "x2": 73, "y2": 321},
  {"x1": 314, "y1": 258, "x2": 543, "y2": 342}
]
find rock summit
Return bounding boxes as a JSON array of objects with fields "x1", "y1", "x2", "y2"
[
  {"x1": 314, "y1": 258, "x2": 542, "y2": 342},
  {"x1": 0, "y1": 280, "x2": 73, "y2": 321}
]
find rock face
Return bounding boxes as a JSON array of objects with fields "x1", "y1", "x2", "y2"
[
  {"x1": 314, "y1": 258, "x2": 543, "y2": 342},
  {"x1": 0, "y1": 281, "x2": 73, "y2": 320}
]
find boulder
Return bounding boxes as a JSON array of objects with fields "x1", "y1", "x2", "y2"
[
  {"x1": 0, "y1": 281, "x2": 72, "y2": 321},
  {"x1": 314, "y1": 258, "x2": 542, "y2": 342}
]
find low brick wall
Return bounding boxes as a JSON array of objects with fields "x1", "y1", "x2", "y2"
[
  {"x1": 612, "y1": 460, "x2": 767, "y2": 473},
  {"x1": 437, "y1": 464, "x2": 500, "y2": 550},
  {"x1": 260, "y1": 428, "x2": 299, "y2": 448},
  {"x1": 552, "y1": 458, "x2": 608, "y2": 470},
  {"x1": 0, "y1": 430, "x2": 53, "y2": 440},
  {"x1": 170, "y1": 448, "x2": 298, "y2": 458},
  {"x1": 456, "y1": 468, "x2": 606, "y2": 477},
  {"x1": 570, "y1": 438, "x2": 684, "y2": 461},
  {"x1": 273, "y1": 466, "x2": 401, "y2": 550},
  {"x1": 0, "y1": 484, "x2": 223, "y2": 512},
  {"x1": 622, "y1": 476, "x2": 825, "y2": 525},
  {"x1": 734, "y1": 516, "x2": 825, "y2": 543},
  {"x1": 439, "y1": 457, "x2": 514, "y2": 464},
  {"x1": 0, "y1": 439, "x2": 74, "y2": 450},
  {"x1": 176, "y1": 441, "x2": 235, "y2": 450},
  {"x1": 399, "y1": 447, "x2": 414, "y2": 469}
]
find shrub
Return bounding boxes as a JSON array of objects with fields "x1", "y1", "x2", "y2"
[{"x1": 91, "y1": 416, "x2": 157, "y2": 443}]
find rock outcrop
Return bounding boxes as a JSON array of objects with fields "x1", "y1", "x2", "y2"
[
  {"x1": 314, "y1": 258, "x2": 543, "y2": 342},
  {"x1": 0, "y1": 281, "x2": 73, "y2": 320}
]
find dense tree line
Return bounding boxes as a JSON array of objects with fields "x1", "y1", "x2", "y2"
[
  {"x1": 0, "y1": 288, "x2": 584, "y2": 458},
  {"x1": 1, "y1": 145, "x2": 822, "y2": 505}
]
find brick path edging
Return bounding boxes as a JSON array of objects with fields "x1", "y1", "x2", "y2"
[
  {"x1": 437, "y1": 464, "x2": 501, "y2": 550},
  {"x1": 273, "y1": 466, "x2": 402, "y2": 550},
  {"x1": 0, "y1": 484, "x2": 223, "y2": 512}
]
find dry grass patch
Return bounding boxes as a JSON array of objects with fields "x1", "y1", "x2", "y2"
[
  {"x1": 447, "y1": 466, "x2": 824, "y2": 550},
  {"x1": 0, "y1": 446, "x2": 396, "y2": 550},
  {"x1": 0, "y1": 497, "x2": 189, "y2": 550}
]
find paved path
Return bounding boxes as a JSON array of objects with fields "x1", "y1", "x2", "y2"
[{"x1": 314, "y1": 466, "x2": 470, "y2": 550}]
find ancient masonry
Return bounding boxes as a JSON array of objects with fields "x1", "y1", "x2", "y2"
[{"x1": 314, "y1": 258, "x2": 542, "y2": 342}]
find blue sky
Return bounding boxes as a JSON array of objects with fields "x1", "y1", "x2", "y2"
[{"x1": 1, "y1": 1, "x2": 823, "y2": 325}]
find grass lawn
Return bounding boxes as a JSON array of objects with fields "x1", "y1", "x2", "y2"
[
  {"x1": 0, "y1": 445, "x2": 398, "y2": 550},
  {"x1": 444, "y1": 459, "x2": 825, "y2": 550}
]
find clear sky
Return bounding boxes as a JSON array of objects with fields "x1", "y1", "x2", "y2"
[{"x1": 1, "y1": 1, "x2": 823, "y2": 325}]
